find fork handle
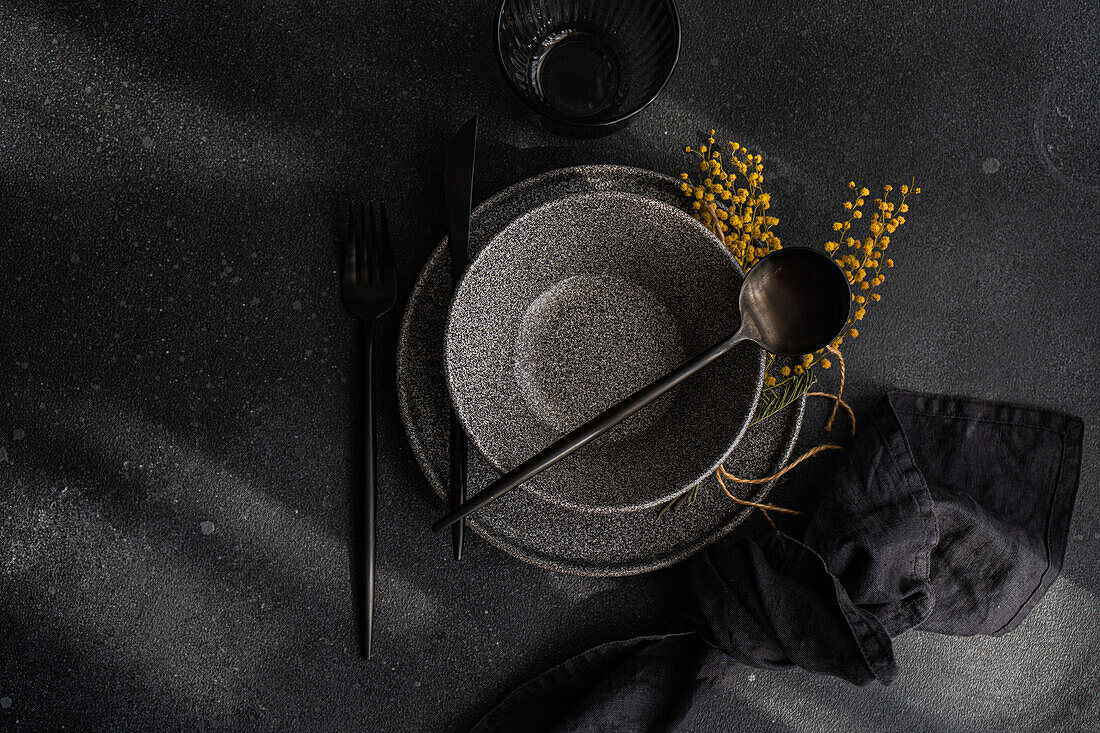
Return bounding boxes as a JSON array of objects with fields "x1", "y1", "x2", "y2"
[{"x1": 362, "y1": 323, "x2": 377, "y2": 659}]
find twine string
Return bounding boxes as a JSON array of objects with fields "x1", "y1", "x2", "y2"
[
  {"x1": 718, "y1": 444, "x2": 843, "y2": 488},
  {"x1": 715, "y1": 465, "x2": 802, "y2": 515},
  {"x1": 717, "y1": 349, "x2": 851, "y2": 523},
  {"x1": 807, "y1": 392, "x2": 856, "y2": 436},
  {"x1": 823, "y1": 345, "x2": 846, "y2": 431}
]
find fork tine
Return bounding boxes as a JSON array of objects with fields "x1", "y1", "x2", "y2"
[
  {"x1": 344, "y1": 202, "x2": 358, "y2": 283},
  {"x1": 377, "y1": 201, "x2": 395, "y2": 283},
  {"x1": 367, "y1": 201, "x2": 380, "y2": 283},
  {"x1": 363, "y1": 201, "x2": 376, "y2": 283},
  {"x1": 357, "y1": 200, "x2": 368, "y2": 284}
]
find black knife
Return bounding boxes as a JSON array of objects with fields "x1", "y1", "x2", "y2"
[{"x1": 443, "y1": 115, "x2": 478, "y2": 560}]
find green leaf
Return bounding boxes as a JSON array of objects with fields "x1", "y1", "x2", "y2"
[
  {"x1": 658, "y1": 482, "x2": 701, "y2": 519},
  {"x1": 751, "y1": 367, "x2": 816, "y2": 428}
]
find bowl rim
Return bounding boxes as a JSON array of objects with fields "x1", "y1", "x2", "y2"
[
  {"x1": 494, "y1": 0, "x2": 682, "y2": 131},
  {"x1": 443, "y1": 189, "x2": 765, "y2": 513}
]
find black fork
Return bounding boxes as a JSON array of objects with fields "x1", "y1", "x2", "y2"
[{"x1": 341, "y1": 201, "x2": 397, "y2": 659}]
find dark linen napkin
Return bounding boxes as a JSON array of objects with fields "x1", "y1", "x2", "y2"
[{"x1": 472, "y1": 391, "x2": 1083, "y2": 732}]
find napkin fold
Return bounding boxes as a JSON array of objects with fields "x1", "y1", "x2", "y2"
[{"x1": 472, "y1": 391, "x2": 1083, "y2": 732}]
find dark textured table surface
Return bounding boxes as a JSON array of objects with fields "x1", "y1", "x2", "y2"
[{"x1": 2, "y1": 1, "x2": 1098, "y2": 730}]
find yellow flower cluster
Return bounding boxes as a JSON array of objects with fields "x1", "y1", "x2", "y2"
[
  {"x1": 679, "y1": 133, "x2": 919, "y2": 391},
  {"x1": 679, "y1": 132, "x2": 781, "y2": 271},
  {"x1": 765, "y1": 180, "x2": 919, "y2": 388}
]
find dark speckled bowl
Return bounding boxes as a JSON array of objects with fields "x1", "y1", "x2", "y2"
[
  {"x1": 445, "y1": 191, "x2": 764, "y2": 513},
  {"x1": 396, "y1": 165, "x2": 805, "y2": 576}
]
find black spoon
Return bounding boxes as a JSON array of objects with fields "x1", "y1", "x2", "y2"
[{"x1": 433, "y1": 246, "x2": 850, "y2": 531}]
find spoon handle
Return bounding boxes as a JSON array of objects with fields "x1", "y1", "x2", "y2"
[{"x1": 433, "y1": 330, "x2": 751, "y2": 531}]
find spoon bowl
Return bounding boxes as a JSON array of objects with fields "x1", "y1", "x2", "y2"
[{"x1": 737, "y1": 247, "x2": 851, "y2": 356}]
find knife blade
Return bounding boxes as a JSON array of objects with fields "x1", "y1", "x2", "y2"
[{"x1": 443, "y1": 115, "x2": 478, "y2": 561}]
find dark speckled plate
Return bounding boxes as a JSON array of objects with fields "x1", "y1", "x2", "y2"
[
  {"x1": 445, "y1": 191, "x2": 764, "y2": 514},
  {"x1": 397, "y1": 165, "x2": 804, "y2": 576}
]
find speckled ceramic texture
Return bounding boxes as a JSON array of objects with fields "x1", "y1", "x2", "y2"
[
  {"x1": 396, "y1": 165, "x2": 805, "y2": 576},
  {"x1": 445, "y1": 190, "x2": 763, "y2": 513}
]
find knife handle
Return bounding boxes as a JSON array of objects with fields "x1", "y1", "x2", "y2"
[
  {"x1": 445, "y1": 114, "x2": 476, "y2": 560},
  {"x1": 449, "y1": 414, "x2": 467, "y2": 559}
]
